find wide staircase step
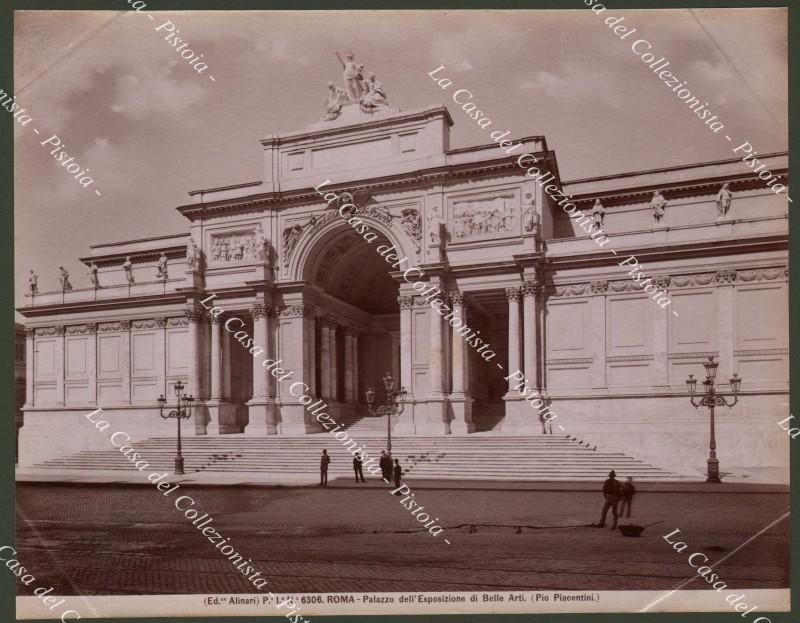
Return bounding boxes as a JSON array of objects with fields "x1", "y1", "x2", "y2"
[{"x1": 31, "y1": 435, "x2": 681, "y2": 481}]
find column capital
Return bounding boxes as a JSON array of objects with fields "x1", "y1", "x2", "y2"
[
  {"x1": 521, "y1": 281, "x2": 538, "y2": 297},
  {"x1": 279, "y1": 304, "x2": 312, "y2": 318},
  {"x1": 185, "y1": 309, "x2": 204, "y2": 323},
  {"x1": 24, "y1": 327, "x2": 35, "y2": 338},
  {"x1": 397, "y1": 295, "x2": 415, "y2": 310},
  {"x1": 344, "y1": 327, "x2": 361, "y2": 337},
  {"x1": 654, "y1": 275, "x2": 671, "y2": 289},
  {"x1": 250, "y1": 303, "x2": 274, "y2": 320},
  {"x1": 448, "y1": 292, "x2": 467, "y2": 307},
  {"x1": 715, "y1": 269, "x2": 737, "y2": 284},
  {"x1": 55, "y1": 325, "x2": 66, "y2": 336},
  {"x1": 119, "y1": 319, "x2": 132, "y2": 331},
  {"x1": 589, "y1": 280, "x2": 608, "y2": 295},
  {"x1": 323, "y1": 315, "x2": 340, "y2": 328},
  {"x1": 505, "y1": 287, "x2": 521, "y2": 302},
  {"x1": 155, "y1": 317, "x2": 168, "y2": 328}
]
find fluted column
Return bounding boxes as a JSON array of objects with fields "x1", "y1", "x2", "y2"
[
  {"x1": 319, "y1": 320, "x2": 331, "y2": 399},
  {"x1": 398, "y1": 295, "x2": 414, "y2": 395},
  {"x1": 505, "y1": 287, "x2": 522, "y2": 390},
  {"x1": 328, "y1": 319, "x2": 339, "y2": 402},
  {"x1": 344, "y1": 329, "x2": 355, "y2": 402},
  {"x1": 24, "y1": 328, "x2": 34, "y2": 407},
  {"x1": 251, "y1": 304, "x2": 269, "y2": 400},
  {"x1": 522, "y1": 280, "x2": 537, "y2": 390},
  {"x1": 210, "y1": 316, "x2": 222, "y2": 400}
]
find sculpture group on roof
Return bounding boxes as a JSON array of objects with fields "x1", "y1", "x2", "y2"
[{"x1": 323, "y1": 52, "x2": 389, "y2": 120}]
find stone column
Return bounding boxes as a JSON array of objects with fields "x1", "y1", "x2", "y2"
[
  {"x1": 185, "y1": 310, "x2": 206, "y2": 434},
  {"x1": 589, "y1": 281, "x2": 608, "y2": 389},
  {"x1": 344, "y1": 329, "x2": 355, "y2": 403},
  {"x1": 250, "y1": 304, "x2": 269, "y2": 401},
  {"x1": 653, "y1": 276, "x2": 671, "y2": 386},
  {"x1": 522, "y1": 280, "x2": 537, "y2": 389},
  {"x1": 204, "y1": 317, "x2": 212, "y2": 400},
  {"x1": 398, "y1": 295, "x2": 414, "y2": 395},
  {"x1": 716, "y1": 270, "x2": 737, "y2": 382},
  {"x1": 328, "y1": 319, "x2": 339, "y2": 403},
  {"x1": 55, "y1": 326, "x2": 65, "y2": 406},
  {"x1": 319, "y1": 320, "x2": 331, "y2": 399},
  {"x1": 505, "y1": 287, "x2": 522, "y2": 393},
  {"x1": 429, "y1": 305, "x2": 444, "y2": 398},
  {"x1": 449, "y1": 292, "x2": 473, "y2": 434},
  {"x1": 24, "y1": 328, "x2": 34, "y2": 407},
  {"x1": 351, "y1": 330, "x2": 360, "y2": 402},
  {"x1": 276, "y1": 304, "x2": 313, "y2": 435},
  {"x1": 210, "y1": 316, "x2": 222, "y2": 400},
  {"x1": 86, "y1": 323, "x2": 98, "y2": 405},
  {"x1": 120, "y1": 320, "x2": 131, "y2": 405},
  {"x1": 222, "y1": 324, "x2": 231, "y2": 399}
]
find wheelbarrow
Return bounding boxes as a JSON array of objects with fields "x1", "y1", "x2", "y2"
[{"x1": 619, "y1": 520, "x2": 664, "y2": 537}]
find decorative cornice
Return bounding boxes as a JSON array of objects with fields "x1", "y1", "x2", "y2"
[
  {"x1": 66, "y1": 323, "x2": 97, "y2": 335},
  {"x1": 167, "y1": 317, "x2": 188, "y2": 328},
  {"x1": 132, "y1": 319, "x2": 160, "y2": 330},
  {"x1": 737, "y1": 267, "x2": 788, "y2": 283},
  {"x1": 552, "y1": 283, "x2": 590, "y2": 297},
  {"x1": 671, "y1": 273, "x2": 716, "y2": 288}
]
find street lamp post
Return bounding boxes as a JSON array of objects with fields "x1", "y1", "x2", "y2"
[
  {"x1": 158, "y1": 380, "x2": 195, "y2": 475},
  {"x1": 365, "y1": 372, "x2": 406, "y2": 453},
  {"x1": 686, "y1": 357, "x2": 742, "y2": 483}
]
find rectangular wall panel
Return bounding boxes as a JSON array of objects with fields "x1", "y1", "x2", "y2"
[
  {"x1": 608, "y1": 297, "x2": 650, "y2": 353},
  {"x1": 132, "y1": 333, "x2": 156, "y2": 375},
  {"x1": 167, "y1": 330, "x2": 188, "y2": 374},
  {"x1": 98, "y1": 335, "x2": 121, "y2": 375},
  {"x1": 547, "y1": 301, "x2": 587, "y2": 355},
  {"x1": 66, "y1": 337, "x2": 88, "y2": 378},
  {"x1": 35, "y1": 339, "x2": 56, "y2": 378},
  {"x1": 736, "y1": 286, "x2": 787, "y2": 350},
  {"x1": 670, "y1": 290, "x2": 717, "y2": 351}
]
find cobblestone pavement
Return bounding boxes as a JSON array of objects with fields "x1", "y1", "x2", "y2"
[{"x1": 15, "y1": 481, "x2": 789, "y2": 595}]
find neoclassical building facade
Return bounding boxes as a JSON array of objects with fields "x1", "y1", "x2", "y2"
[{"x1": 18, "y1": 101, "x2": 789, "y2": 475}]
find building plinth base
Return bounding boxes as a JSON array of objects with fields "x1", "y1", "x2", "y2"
[
  {"x1": 246, "y1": 400, "x2": 278, "y2": 435},
  {"x1": 448, "y1": 395, "x2": 474, "y2": 434}
]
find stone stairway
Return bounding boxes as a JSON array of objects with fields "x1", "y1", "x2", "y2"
[{"x1": 32, "y1": 435, "x2": 680, "y2": 481}]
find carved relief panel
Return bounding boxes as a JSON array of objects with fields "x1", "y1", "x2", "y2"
[
  {"x1": 209, "y1": 228, "x2": 268, "y2": 265},
  {"x1": 448, "y1": 190, "x2": 520, "y2": 243}
]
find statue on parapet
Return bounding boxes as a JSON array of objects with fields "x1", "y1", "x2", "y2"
[
  {"x1": 28, "y1": 270, "x2": 38, "y2": 294},
  {"x1": 88, "y1": 262, "x2": 101, "y2": 289},
  {"x1": 58, "y1": 266, "x2": 72, "y2": 292},
  {"x1": 716, "y1": 183, "x2": 732, "y2": 219},
  {"x1": 157, "y1": 253, "x2": 169, "y2": 280},
  {"x1": 323, "y1": 82, "x2": 346, "y2": 121},
  {"x1": 650, "y1": 190, "x2": 667, "y2": 223},
  {"x1": 592, "y1": 199, "x2": 606, "y2": 229},
  {"x1": 186, "y1": 238, "x2": 201, "y2": 271}
]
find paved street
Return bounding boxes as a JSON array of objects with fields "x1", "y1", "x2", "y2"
[{"x1": 15, "y1": 480, "x2": 789, "y2": 595}]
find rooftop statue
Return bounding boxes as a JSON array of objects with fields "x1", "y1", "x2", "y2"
[{"x1": 322, "y1": 53, "x2": 390, "y2": 121}]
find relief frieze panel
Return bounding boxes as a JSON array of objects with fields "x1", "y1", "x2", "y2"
[{"x1": 450, "y1": 194, "x2": 518, "y2": 242}]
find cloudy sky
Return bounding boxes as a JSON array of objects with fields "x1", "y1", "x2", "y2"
[{"x1": 13, "y1": 8, "x2": 787, "y2": 310}]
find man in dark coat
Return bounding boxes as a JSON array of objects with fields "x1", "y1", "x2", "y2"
[
  {"x1": 353, "y1": 454, "x2": 366, "y2": 483},
  {"x1": 620, "y1": 476, "x2": 636, "y2": 518},
  {"x1": 379, "y1": 450, "x2": 392, "y2": 482},
  {"x1": 319, "y1": 449, "x2": 330, "y2": 487},
  {"x1": 392, "y1": 458, "x2": 402, "y2": 491},
  {"x1": 598, "y1": 470, "x2": 622, "y2": 529}
]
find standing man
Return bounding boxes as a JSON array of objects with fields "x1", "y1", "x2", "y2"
[
  {"x1": 353, "y1": 454, "x2": 366, "y2": 483},
  {"x1": 379, "y1": 450, "x2": 391, "y2": 482},
  {"x1": 598, "y1": 470, "x2": 622, "y2": 530},
  {"x1": 319, "y1": 449, "x2": 331, "y2": 487},
  {"x1": 392, "y1": 458, "x2": 402, "y2": 492},
  {"x1": 619, "y1": 476, "x2": 636, "y2": 519}
]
